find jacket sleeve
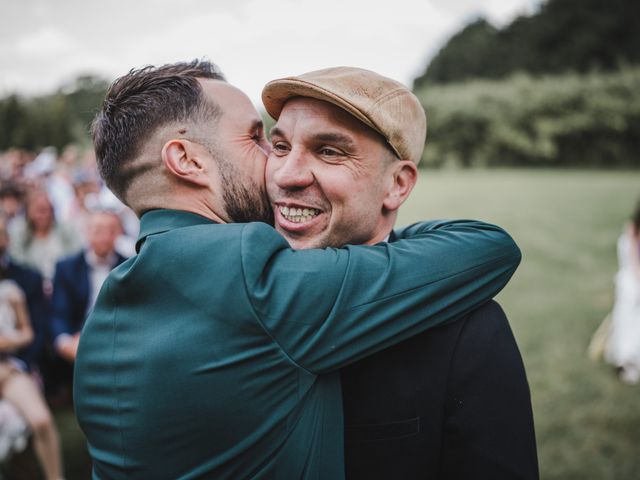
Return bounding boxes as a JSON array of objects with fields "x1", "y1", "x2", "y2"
[
  {"x1": 13, "y1": 268, "x2": 48, "y2": 368},
  {"x1": 240, "y1": 220, "x2": 521, "y2": 374},
  {"x1": 50, "y1": 262, "x2": 75, "y2": 340}
]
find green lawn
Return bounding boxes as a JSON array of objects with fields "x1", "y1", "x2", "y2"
[
  {"x1": 55, "y1": 169, "x2": 640, "y2": 479},
  {"x1": 397, "y1": 169, "x2": 640, "y2": 480}
]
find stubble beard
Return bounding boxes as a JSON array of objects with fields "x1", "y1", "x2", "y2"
[{"x1": 220, "y1": 164, "x2": 274, "y2": 225}]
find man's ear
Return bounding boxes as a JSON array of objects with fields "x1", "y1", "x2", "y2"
[
  {"x1": 382, "y1": 160, "x2": 418, "y2": 212},
  {"x1": 161, "y1": 139, "x2": 210, "y2": 187}
]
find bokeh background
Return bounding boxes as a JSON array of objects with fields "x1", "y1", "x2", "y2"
[{"x1": 1, "y1": 0, "x2": 639, "y2": 478}]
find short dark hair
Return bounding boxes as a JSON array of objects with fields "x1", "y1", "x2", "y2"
[
  {"x1": 0, "y1": 181, "x2": 24, "y2": 200},
  {"x1": 92, "y1": 59, "x2": 225, "y2": 199}
]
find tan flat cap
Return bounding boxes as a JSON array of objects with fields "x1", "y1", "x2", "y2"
[{"x1": 262, "y1": 66, "x2": 427, "y2": 164}]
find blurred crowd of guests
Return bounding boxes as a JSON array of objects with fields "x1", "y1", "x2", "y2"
[{"x1": 0, "y1": 145, "x2": 138, "y2": 479}]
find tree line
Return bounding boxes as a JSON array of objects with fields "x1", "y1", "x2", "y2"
[
  {"x1": 1, "y1": 0, "x2": 638, "y2": 168},
  {"x1": 414, "y1": 0, "x2": 639, "y2": 88},
  {"x1": 415, "y1": 68, "x2": 640, "y2": 168},
  {"x1": 0, "y1": 76, "x2": 108, "y2": 152},
  {"x1": 412, "y1": 0, "x2": 639, "y2": 168}
]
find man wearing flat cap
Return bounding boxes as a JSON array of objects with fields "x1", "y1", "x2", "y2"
[
  {"x1": 262, "y1": 67, "x2": 538, "y2": 479},
  {"x1": 75, "y1": 60, "x2": 521, "y2": 479}
]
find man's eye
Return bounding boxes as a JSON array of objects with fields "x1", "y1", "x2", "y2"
[
  {"x1": 272, "y1": 142, "x2": 289, "y2": 153},
  {"x1": 319, "y1": 148, "x2": 340, "y2": 157}
]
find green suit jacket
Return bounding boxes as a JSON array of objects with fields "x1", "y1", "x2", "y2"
[{"x1": 74, "y1": 209, "x2": 520, "y2": 480}]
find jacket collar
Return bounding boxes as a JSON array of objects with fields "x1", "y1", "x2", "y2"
[{"x1": 136, "y1": 209, "x2": 217, "y2": 253}]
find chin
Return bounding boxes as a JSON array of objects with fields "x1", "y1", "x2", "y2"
[{"x1": 279, "y1": 233, "x2": 326, "y2": 251}]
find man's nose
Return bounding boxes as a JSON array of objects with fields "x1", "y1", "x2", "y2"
[{"x1": 272, "y1": 149, "x2": 314, "y2": 190}]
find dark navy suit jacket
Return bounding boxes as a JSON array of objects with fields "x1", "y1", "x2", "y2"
[
  {"x1": 51, "y1": 250, "x2": 126, "y2": 340},
  {"x1": 4, "y1": 259, "x2": 48, "y2": 368},
  {"x1": 341, "y1": 235, "x2": 538, "y2": 480}
]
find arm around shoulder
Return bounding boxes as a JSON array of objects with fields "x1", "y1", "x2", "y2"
[{"x1": 240, "y1": 220, "x2": 521, "y2": 373}]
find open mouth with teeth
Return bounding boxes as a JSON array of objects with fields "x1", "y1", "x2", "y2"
[{"x1": 278, "y1": 205, "x2": 321, "y2": 223}]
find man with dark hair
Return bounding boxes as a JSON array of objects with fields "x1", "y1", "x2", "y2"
[
  {"x1": 91, "y1": 60, "x2": 272, "y2": 225},
  {"x1": 74, "y1": 60, "x2": 521, "y2": 479},
  {"x1": 0, "y1": 182, "x2": 25, "y2": 230},
  {"x1": 263, "y1": 67, "x2": 538, "y2": 479}
]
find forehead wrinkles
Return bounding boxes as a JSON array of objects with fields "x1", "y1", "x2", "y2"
[
  {"x1": 278, "y1": 99, "x2": 389, "y2": 153},
  {"x1": 275, "y1": 107, "x2": 360, "y2": 151},
  {"x1": 275, "y1": 99, "x2": 392, "y2": 180}
]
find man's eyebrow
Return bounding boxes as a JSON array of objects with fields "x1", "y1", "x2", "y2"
[
  {"x1": 270, "y1": 126, "x2": 284, "y2": 138},
  {"x1": 312, "y1": 132, "x2": 357, "y2": 149},
  {"x1": 268, "y1": 128, "x2": 356, "y2": 149}
]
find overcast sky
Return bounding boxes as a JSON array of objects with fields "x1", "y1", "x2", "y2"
[{"x1": 1, "y1": 0, "x2": 540, "y2": 104}]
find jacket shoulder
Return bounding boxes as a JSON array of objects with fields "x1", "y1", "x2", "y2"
[
  {"x1": 56, "y1": 250, "x2": 86, "y2": 268},
  {"x1": 455, "y1": 300, "x2": 511, "y2": 347}
]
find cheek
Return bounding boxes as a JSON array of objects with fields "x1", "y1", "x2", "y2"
[
  {"x1": 334, "y1": 179, "x2": 384, "y2": 220},
  {"x1": 236, "y1": 140, "x2": 267, "y2": 163},
  {"x1": 265, "y1": 155, "x2": 282, "y2": 188},
  {"x1": 326, "y1": 172, "x2": 375, "y2": 206},
  {"x1": 265, "y1": 155, "x2": 276, "y2": 178}
]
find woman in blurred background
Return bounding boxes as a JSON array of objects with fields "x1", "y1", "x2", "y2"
[
  {"x1": 9, "y1": 188, "x2": 80, "y2": 295},
  {"x1": 606, "y1": 199, "x2": 640, "y2": 384},
  {"x1": 0, "y1": 277, "x2": 64, "y2": 479}
]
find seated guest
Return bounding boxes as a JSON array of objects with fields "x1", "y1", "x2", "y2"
[
  {"x1": 9, "y1": 188, "x2": 81, "y2": 295},
  {"x1": 0, "y1": 277, "x2": 64, "y2": 480},
  {"x1": 0, "y1": 217, "x2": 48, "y2": 372},
  {"x1": 51, "y1": 209, "x2": 126, "y2": 363},
  {"x1": 60, "y1": 169, "x2": 101, "y2": 239},
  {"x1": 0, "y1": 182, "x2": 26, "y2": 233}
]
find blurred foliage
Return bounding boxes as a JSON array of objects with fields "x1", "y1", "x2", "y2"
[
  {"x1": 0, "y1": 75, "x2": 109, "y2": 151},
  {"x1": 414, "y1": 0, "x2": 640, "y2": 87},
  {"x1": 415, "y1": 67, "x2": 640, "y2": 167}
]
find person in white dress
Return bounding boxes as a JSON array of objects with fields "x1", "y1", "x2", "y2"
[
  {"x1": 606, "y1": 200, "x2": 640, "y2": 384},
  {"x1": 0, "y1": 278, "x2": 64, "y2": 479}
]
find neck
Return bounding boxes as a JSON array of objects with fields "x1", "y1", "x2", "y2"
[
  {"x1": 363, "y1": 230, "x2": 392, "y2": 245},
  {"x1": 362, "y1": 212, "x2": 397, "y2": 245},
  {"x1": 135, "y1": 194, "x2": 228, "y2": 224}
]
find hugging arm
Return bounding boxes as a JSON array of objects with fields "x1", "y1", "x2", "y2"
[{"x1": 242, "y1": 219, "x2": 521, "y2": 373}]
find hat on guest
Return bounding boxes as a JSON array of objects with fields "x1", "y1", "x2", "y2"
[{"x1": 262, "y1": 66, "x2": 427, "y2": 164}]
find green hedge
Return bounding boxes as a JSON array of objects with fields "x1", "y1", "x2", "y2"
[
  {"x1": 0, "y1": 76, "x2": 108, "y2": 152},
  {"x1": 415, "y1": 68, "x2": 640, "y2": 167}
]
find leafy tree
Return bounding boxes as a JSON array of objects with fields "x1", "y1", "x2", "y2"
[
  {"x1": 0, "y1": 95, "x2": 29, "y2": 150},
  {"x1": 414, "y1": 0, "x2": 640, "y2": 86},
  {"x1": 63, "y1": 75, "x2": 110, "y2": 138},
  {"x1": 0, "y1": 74, "x2": 108, "y2": 151},
  {"x1": 415, "y1": 68, "x2": 640, "y2": 168}
]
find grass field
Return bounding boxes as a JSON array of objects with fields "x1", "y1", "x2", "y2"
[
  {"x1": 397, "y1": 169, "x2": 640, "y2": 480},
  {"x1": 55, "y1": 169, "x2": 640, "y2": 479}
]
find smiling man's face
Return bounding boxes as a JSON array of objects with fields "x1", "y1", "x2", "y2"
[{"x1": 266, "y1": 97, "x2": 397, "y2": 249}]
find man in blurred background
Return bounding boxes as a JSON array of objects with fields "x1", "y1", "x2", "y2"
[
  {"x1": 51, "y1": 209, "x2": 126, "y2": 364},
  {"x1": 262, "y1": 67, "x2": 538, "y2": 479},
  {"x1": 45, "y1": 208, "x2": 125, "y2": 403}
]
